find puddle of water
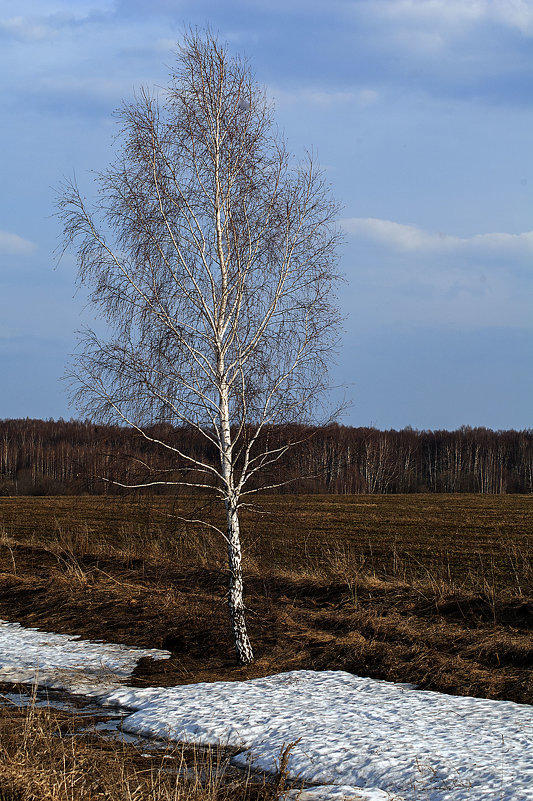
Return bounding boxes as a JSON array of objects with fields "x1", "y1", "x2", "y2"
[
  {"x1": 1, "y1": 689, "x2": 111, "y2": 714},
  {"x1": 0, "y1": 684, "x2": 241, "y2": 768},
  {"x1": 0, "y1": 685, "x2": 149, "y2": 747},
  {"x1": 76, "y1": 717, "x2": 179, "y2": 751},
  {"x1": 0, "y1": 683, "x2": 298, "y2": 792}
]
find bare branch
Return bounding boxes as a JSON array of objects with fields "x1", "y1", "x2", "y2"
[{"x1": 58, "y1": 28, "x2": 341, "y2": 666}]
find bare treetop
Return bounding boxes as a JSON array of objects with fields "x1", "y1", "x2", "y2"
[{"x1": 58, "y1": 30, "x2": 342, "y2": 664}]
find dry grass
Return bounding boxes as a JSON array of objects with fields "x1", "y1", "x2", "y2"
[
  {"x1": 0, "y1": 694, "x2": 277, "y2": 801},
  {"x1": 0, "y1": 494, "x2": 531, "y2": 705},
  {"x1": 1, "y1": 494, "x2": 531, "y2": 592},
  {"x1": 0, "y1": 494, "x2": 530, "y2": 801}
]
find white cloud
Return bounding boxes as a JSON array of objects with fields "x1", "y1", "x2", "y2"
[
  {"x1": 269, "y1": 84, "x2": 380, "y2": 109},
  {"x1": 154, "y1": 38, "x2": 177, "y2": 53},
  {"x1": 0, "y1": 16, "x2": 57, "y2": 41},
  {"x1": 468, "y1": 230, "x2": 533, "y2": 252},
  {"x1": 0, "y1": 231, "x2": 37, "y2": 256},
  {"x1": 270, "y1": 86, "x2": 355, "y2": 108},
  {"x1": 0, "y1": 4, "x2": 115, "y2": 42},
  {"x1": 342, "y1": 217, "x2": 533, "y2": 256},
  {"x1": 377, "y1": 0, "x2": 533, "y2": 37},
  {"x1": 36, "y1": 74, "x2": 133, "y2": 102},
  {"x1": 356, "y1": 88, "x2": 379, "y2": 106}
]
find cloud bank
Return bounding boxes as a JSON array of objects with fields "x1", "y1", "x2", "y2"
[
  {"x1": 377, "y1": 0, "x2": 533, "y2": 37},
  {"x1": 267, "y1": 85, "x2": 380, "y2": 110},
  {"x1": 0, "y1": 231, "x2": 37, "y2": 256},
  {"x1": 342, "y1": 217, "x2": 533, "y2": 256}
]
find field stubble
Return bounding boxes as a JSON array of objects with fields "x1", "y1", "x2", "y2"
[{"x1": 0, "y1": 494, "x2": 531, "y2": 705}]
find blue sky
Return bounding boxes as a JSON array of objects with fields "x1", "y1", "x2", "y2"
[{"x1": 0, "y1": 0, "x2": 532, "y2": 430}]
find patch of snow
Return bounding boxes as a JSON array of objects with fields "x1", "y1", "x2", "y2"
[
  {"x1": 0, "y1": 620, "x2": 532, "y2": 800},
  {"x1": 0, "y1": 619, "x2": 170, "y2": 692},
  {"x1": 104, "y1": 671, "x2": 533, "y2": 801},
  {"x1": 284, "y1": 787, "x2": 391, "y2": 801}
]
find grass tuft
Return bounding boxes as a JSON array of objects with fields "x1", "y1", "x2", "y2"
[{"x1": 0, "y1": 696, "x2": 277, "y2": 801}]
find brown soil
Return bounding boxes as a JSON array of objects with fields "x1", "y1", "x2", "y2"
[{"x1": 0, "y1": 495, "x2": 531, "y2": 704}]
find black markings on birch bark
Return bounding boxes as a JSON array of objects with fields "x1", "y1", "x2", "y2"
[{"x1": 226, "y1": 504, "x2": 254, "y2": 665}]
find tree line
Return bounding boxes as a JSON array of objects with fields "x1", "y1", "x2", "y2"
[{"x1": 1, "y1": 418, "x2": 532, "y2": 496}]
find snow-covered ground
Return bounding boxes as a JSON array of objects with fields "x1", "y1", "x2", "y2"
[
  {"x1": 0, "y1": 619, "x2": 531, "y2": 801},
  {"x1": 0, "y1": 619, "x2": 171, "y2": 690}
]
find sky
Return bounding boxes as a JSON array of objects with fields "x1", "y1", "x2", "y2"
[{"x1": 0, "y1": 0, "x2": 532, "y2": 431}]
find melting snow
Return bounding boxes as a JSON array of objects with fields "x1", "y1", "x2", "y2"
[
  {"x1": 0, "y1": 619, "x2": 531, "y2": 801},
  {"x1": 0, "y1": 619, "x2": 170, "y2": 691},
  {"x1": 106, "y1": 671, "x2": 533, "y2": 801}
]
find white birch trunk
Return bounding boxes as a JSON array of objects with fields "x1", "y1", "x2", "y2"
[
  {"x1": 219, "y1": 375, "x2": 254, "y2": 665},
  {"x1": 225, "y1": 500, "x2": 254, "y2": 665}
]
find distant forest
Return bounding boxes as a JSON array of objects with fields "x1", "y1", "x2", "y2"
[{"x1": 1, "y1": 418, "x2": 532, "y2": 495}]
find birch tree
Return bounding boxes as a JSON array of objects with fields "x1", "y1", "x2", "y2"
[{"x1": 58, "y1": 30, "x2": 341, "y2": 665}]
